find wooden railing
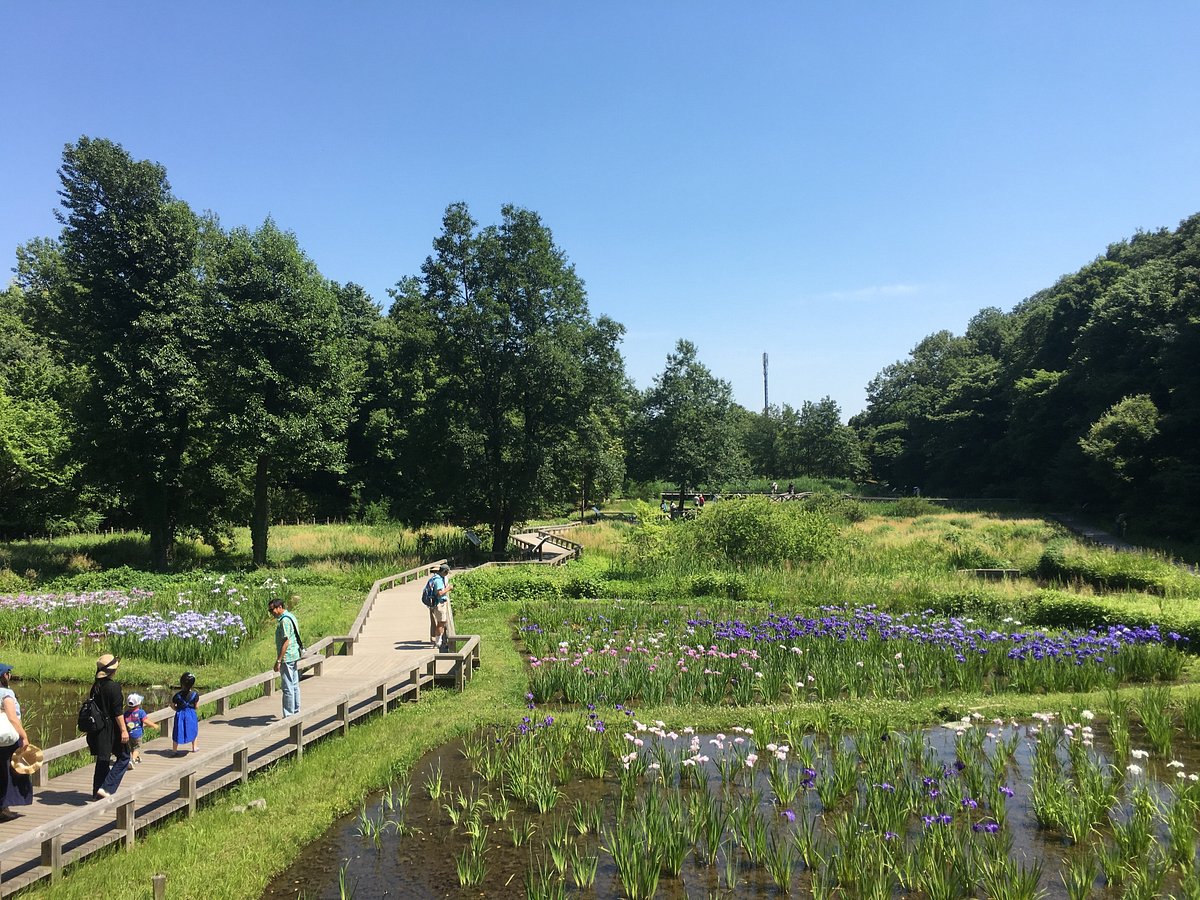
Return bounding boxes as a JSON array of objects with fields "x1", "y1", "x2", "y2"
[
  {"x1": 1, "y1": 558, "x2": 479, "y2": 894},
  {"x1": 31, "y1": 559, "x2": 450, "y2": 788},
  {"x1": 0, "y1": 654, "x2": 441, "y2": 894}
]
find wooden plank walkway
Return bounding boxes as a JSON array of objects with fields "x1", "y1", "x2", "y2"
[{"x1": 0, "y1": 562, "x2": 482, "y2": 896}]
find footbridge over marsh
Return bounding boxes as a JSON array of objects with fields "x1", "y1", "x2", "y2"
[{"x1": 0, "y1": 559, "x2": 489, "y2": 896}]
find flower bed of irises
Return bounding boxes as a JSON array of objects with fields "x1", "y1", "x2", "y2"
[
  {"x1": 343, "y1": 690, "x2": 1200, "y2": 899},
  {"x1": 521, "y1": 601, "x2": 1190, "y2": 706},
  {"x1": 0, "y1": 574, "x2": 286, "y2": 663}
]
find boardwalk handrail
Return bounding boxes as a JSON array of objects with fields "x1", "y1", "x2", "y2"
[
  {"x1": 0, "y1": 651, "x2": 445, "y2": 887},
  {"x1": 33, "y1": 559, "x2": 450, "y2": 784},
  {"x1": 2, "y1": 557, "x2": 479, "y2": 894}
]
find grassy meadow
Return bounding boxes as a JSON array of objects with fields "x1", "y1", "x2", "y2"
[{"x1": 6, "y1": 498, "x2": 1200, "y2": 898}]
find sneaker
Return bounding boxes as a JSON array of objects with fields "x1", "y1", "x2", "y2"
[{"x1": 95, "y1": 788, "x2": 110, "y2": 799}]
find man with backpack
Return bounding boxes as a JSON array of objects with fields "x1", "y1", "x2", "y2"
[
  {"x1": 423, "y1": 564, "x2": 453, "y2": 652},
  {"x1": 270, "y1": 599, "x2": 303, "y2": 718}
]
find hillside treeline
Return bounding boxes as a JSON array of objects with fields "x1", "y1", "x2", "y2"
[
  {"x1": 1, "y1": 138, "x2": 870, "y2": 564},
  {"x1": 851, "y1": 213, "x2": 1200, "y2": 540}
]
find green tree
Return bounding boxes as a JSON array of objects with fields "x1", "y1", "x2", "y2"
[
  {"x1": 40, "y1": 137, "x2": 208, "y2": 568},
  {"x1": 775, "y1": 397, "x2": 867, "y2": 479},
  {"x1": 640, "y1": 339, "x2": 747, "y2": 502},
  {"x1": 1078, "y1": 394, "x2": 1160, "y2": 501},
  {"x1": 402, "y1": 203, "x2": 627, "y2": 552},
  {"x1": 210, "y1": 219, "x2": 358, "y2": 566},
  {"x1": 0, "y1": 285, "x2": 84, "y2": 536}
]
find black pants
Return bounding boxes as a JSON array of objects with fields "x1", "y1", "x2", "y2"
[{"x1": 93, "y1": 744, "x2": 131, "y2": 795}]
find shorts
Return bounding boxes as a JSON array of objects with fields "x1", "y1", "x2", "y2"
[{"x1": 429, "y1": 602, "x2": 449, "y2": 626}]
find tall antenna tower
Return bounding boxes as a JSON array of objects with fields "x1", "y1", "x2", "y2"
[{"x1": 762, "y1": 352, "x2": 769, "y2": 414}]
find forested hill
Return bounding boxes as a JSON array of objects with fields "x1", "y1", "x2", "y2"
[{"x1": 851, "y1": 213, "x2": 1200, "y2": 540}]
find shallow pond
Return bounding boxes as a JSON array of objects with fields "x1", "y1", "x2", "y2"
[
  {"x1": 262, "y1": 715, "x2": 1200, "y2": 899},
  {"x1": 8, "y1": 679, "x2": 175, "y2": 748}
]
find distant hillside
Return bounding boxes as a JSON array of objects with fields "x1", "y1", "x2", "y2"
[{"x1": 851, "y1": 213, "x2": 1200, "y2": 540}]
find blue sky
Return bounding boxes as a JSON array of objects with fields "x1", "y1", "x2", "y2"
[{"x1": 3, "y1": 3, "x2": 1198, "y2": 416}]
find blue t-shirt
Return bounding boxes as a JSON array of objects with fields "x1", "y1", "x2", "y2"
[
  {"x1": 124, "y1": 707, "x2": 147, "y2": 739},
  {"x1": 431, "y1": 574, "x2": 447, "y2": 603}
]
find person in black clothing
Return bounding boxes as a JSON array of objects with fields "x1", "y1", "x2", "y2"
[{"x1": 87, "y1": 653, "x2": 130, "y2": 799}]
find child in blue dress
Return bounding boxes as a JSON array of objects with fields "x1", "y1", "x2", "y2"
[{"x1": 170, "y1": 673, "x2": 199, "y2": 757}]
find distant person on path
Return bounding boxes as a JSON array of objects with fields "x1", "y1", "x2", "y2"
[
  {"x1": 770, "y1": 481, "x2": 778, "y2": 496},
  {"x1": 124, "y1": 693, "x2": 153, "y2": 764},
  {"x1": 425, "y1": 564, "x2": 453, "y2": 652},
  {"x1": 786, "y1": 482, "x2": 794, "y2": 498},
  {"x1": 1115, "y1": 513, "x2": 1128, "y2": 538},
  {"x1": 170, "y1": 674, "x2": 199, "y2": 756},
  {"x1": 271, "y1": 599, "x2": 302, "y2": 718},
  {"x1": 88, "y1": 653, "x2": 130, "y2": 799},
  {"x1": 0, "y1": 662, "x2": 33, "y2": 821},
  {"x1": 697, "y1": 493, "x2": 705, "y2": 508}
]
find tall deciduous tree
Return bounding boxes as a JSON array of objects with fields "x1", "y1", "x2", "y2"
[
  {"x1": 211, "y1": 219, "x2": 357, "y2": 566},
  {"x1": 403, "y1": 203, "x2": 626, "y2": 552},
  {"x1": 640, "y1": 339, "x2": 747, "y2": 502},
  {"x1": 47, "y1": 137, "x2": 208, "y2": 568},
  {"x1": 774, "y1": 397, "x2": 867, "y2": 479}
]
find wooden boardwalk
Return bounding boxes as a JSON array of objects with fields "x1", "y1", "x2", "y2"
[{"x1": 0, "y1": 561, "x2": 482, "y2": 896}]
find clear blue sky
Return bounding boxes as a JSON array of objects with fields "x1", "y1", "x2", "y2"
[{"x1": 3, "y1": 3, "x2": 1198, "y2": 416}]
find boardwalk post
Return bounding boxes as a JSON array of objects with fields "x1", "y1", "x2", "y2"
[
  {"x1": 216, "y1": 695, "x2": 230, "y2": 715},
  {"x1": 291, "y1": 721, "x2": 303, "y2": 760},
  {"x1": 409, "y1": 667, "x2": 420, "y2": 702},
  {"x1": 32, "y1": 760, "x2": 48, "y2": 788},
  {"x1": 41, "y1": 834, "x2": 62, "y2": 881},
  {"x1": 337, "y1": 699, "x2": 349, "y2": 736},
  {"x1": 376, "y1": 682, "x2": 388, "y2": 714},
  {"x1": 264, "y1": 674, "x2": 275, "y2": 697},
  {"x1": 235, "y1": 746, "x2": 249, "y2": 783},
  {"x1": 116, "y1": 801, "x2": 136, "y2": 847},
  {"x1": 180, "y1": 772, "x2": 197, "y2": 816},
  {"x1": 152, "y1": 874, "x2": 167, "y2": 899}
]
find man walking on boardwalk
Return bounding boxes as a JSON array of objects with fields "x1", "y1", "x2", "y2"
[
  {"x1": 270, "y1": 599, "x2": 302, "y2": 718},
  {"x1": 426, "y1": 564, "x2": 453, "y2": 652}
]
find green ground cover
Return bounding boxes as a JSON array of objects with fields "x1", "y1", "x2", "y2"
[{"x1": 7, "y1": 502, "x2": 1200, "y2": 898}]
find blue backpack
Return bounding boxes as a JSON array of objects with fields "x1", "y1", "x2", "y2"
[{"x1": 421, "y1": 577, "x2": 440, "y2": 608}]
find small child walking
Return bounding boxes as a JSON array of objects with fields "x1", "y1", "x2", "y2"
[
  {"x1": 170, "y1": 673, "x2": 199, "y2": 757},
  {"x1": 123, "y1": 693, "x2": 155, "y2": 764}
]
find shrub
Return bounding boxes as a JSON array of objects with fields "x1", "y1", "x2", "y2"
[
  {"x1": 686, "y1": 571, "x2": 749, "y2": 600},
  {"x1": 801, "y1": 492, "x2": 869, "y2": 524},
  {"x1": 1037, "y1": 542, "x2": 1184, "y2": 595},
  {"x1": 563, "y1": 575, "x2": 603, "y2": 599},
  {"x1": 682, "y1": 498, "x2": 842, "y2": 566},
  {"x1": 942, "y1": 529, "x2": 1010, "y2": 570},
  {"x1": 883, "y1": 497, "x2": 941, "y2": 518},
  {"x1": 1027, "y1": 590, "x2": 1200, "y2": 646},
  {"x1": 452, "y1": 567, "x2": 563, "y2": 609}
]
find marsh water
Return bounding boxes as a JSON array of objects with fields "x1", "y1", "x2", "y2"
[
  {"x1": 10, "y1": 679, "x2": 176, "y2": 748},
  {"x1": 260, "y1": 722, "x2": 1200, "y2": 899}
]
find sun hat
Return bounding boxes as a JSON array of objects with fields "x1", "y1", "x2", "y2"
[
  {"x1": 438, "y1": 564, "x2": 451, "y2": 574},
  {"x1": 11, "y1": 743, "x2": 44, "y2": 777},
  {"x1": 126, "y1": 693, "x2": 144, "y2": 707},
  {"x1": 96, "y1": 654, "x2": 119, "y2": 678}
]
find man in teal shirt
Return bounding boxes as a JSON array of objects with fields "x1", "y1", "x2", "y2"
[{"x1": 270, "y1": 599, "x2": 302, "y2": 717}]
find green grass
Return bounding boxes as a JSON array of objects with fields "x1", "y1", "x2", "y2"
[{"x1": 11, "y1": 508, "x2": 1200, "y2": 898}]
